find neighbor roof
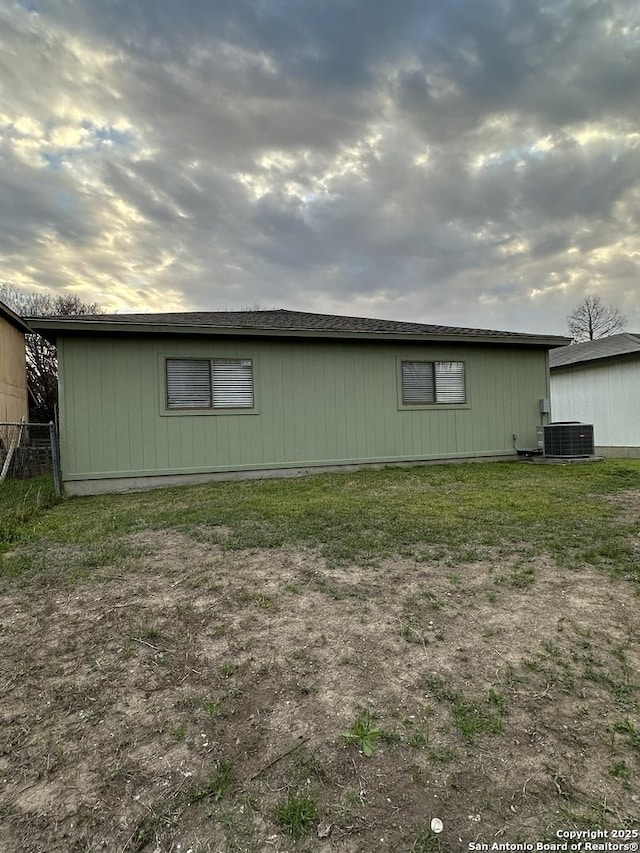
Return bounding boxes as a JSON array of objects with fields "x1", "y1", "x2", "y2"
[
  {"x1": 549, "y1": 333, "x2": 640, "y2": 369},
  {"x1": 0, "y1": 299, "x2": 31, "y2": 334},
  {"x1": 27, "y1": 308, "x2": 569, "y2": 347}
]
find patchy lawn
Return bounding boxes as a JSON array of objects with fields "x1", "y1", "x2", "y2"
[{"x1": 1, "y1": 461, "x2": 639, "y2": 853}]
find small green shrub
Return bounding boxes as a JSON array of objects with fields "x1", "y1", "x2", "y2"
[
  {"x1": 342, "y1": 708, "x2": 382, "y2": 757},
  {"x1": 274, "y1": 791, "x2": 319, "y2": 838}
]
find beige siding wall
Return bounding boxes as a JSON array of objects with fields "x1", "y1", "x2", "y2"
[{"x1": 0, "y1": 317, "x2": 28, "y2": 422}]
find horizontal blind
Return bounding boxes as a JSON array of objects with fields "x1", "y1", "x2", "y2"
[
  {"x1": 402, "y1": 361, "x2": 435, "y2": 404},
  {"x1": 212, "y1": 359, "x2": 254, "y2": 408},
  {"x1": 435, "y1": 361, "x2": 465, "y2": 403},
  {"x1": 166, "y1": 359, "x2": 211, "y2": 408}
]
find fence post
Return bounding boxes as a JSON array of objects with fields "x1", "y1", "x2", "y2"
[
  {"x1": 49, "y1": 421, "x2": 62, "y2": 497},
  {"x1": 0, "y1": 420, "x2": 24, "y2": 483}
]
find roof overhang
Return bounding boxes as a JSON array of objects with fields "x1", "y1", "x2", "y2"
[
  {"x1": 27, "y1": 317, "x2": 571, "y2": 349},
  {"x1": 1, "y1": 301, "x2": 32, "y2": 334},
  {"x1": 550, "y1": 350, "x2": 640, "y2": 371}
]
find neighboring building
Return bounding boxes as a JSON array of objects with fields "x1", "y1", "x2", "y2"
[
  {"x1": 0, "y1": 300, "x2": 30, "y2": 423},
  {"x1": 29, "y1": 309, "x2": 568, "y2": 495},
  {"x1": 549, "y1": 333, "x2": 640, "y2": 458}
]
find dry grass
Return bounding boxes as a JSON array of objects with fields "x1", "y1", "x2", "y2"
[{"x1": 0, "y1": 462, "x2": 639, "y2": 852}]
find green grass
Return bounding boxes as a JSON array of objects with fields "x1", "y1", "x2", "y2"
[
  {"x1": 2, "y1": 462, "x2": 640, "y2": 585},
  {"x1": 190, "y1": 761, "x2": 234, "y2": 803},
  {"x1": 450, "y1": 697, "x2": 504, "y2": 743},
  {"x1": 274, "y1": 791, "x2": 320, "y2": 838},
  {"x1": 171, "y1": 722, "x2": 187, "y2": 741},
  {"x1": 497, "y1": 564, "x2": 537, "y2": 588},
  {"x1": 1, "y1": 461, "x2": 638, "y2": 850},
  {"x1": 520, "y1": 637, "x2": 638, "y2": 712},
  {"x1": 0, "y1": 475, "x2": 58, "y2": 551},
  {"x1": 219, "y1": 662, "x2": 237, "y2": 678},
  {"x1": 410, "y1": 823, "x2": 442, "y2": 852},
  {"x1": 201, "y1": 699, "x2": 221, "y2": 718},
  {"x1": 0, "y1": 536, "x2": 148, "y2": 585},
  {"x1": 608, "y1": 760, "x2": 631, "y2": 785},
  {"x1": 423, "y1": 675, "x2": 506, "y2": 743},
  {"x1": 610, "y1": 719, "x2": 640, "y2": 754}
]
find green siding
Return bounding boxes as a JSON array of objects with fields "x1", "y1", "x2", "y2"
[{"x1": 57, "y1": 335, "x2": 550, "y2": 481}]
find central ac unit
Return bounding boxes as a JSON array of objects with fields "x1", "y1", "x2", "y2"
[{"x1": 543, "y1": 422, "x2": 594, "y2": 458}]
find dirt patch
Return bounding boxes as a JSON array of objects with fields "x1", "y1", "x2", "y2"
[
  {"x1": 1, "y1": 528, "x2": 639, "y2": 852},
  {"x1": 599, "y1": 489, "x2": 640, "y2": 525}
]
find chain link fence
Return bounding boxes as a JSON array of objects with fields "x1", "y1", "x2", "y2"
[{"x1": 0, "y1": 422, "x2": 61, "y2": 495}]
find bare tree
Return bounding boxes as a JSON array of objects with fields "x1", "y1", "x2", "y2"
[
  {"x1": 0, "y1": 283, "x2": 102, "y2": 422},
  {"x1": 567, "y1": 295, "x2": 626, "y2": 343}
]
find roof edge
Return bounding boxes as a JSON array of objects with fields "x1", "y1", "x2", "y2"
[
  {"x1": 27, "y1": 316, "x2": 570, "y2": 348},
  {"x1": 550, "y1": 350, "x2": 640, "y2": 371},
  {"x1": 549, "y1": 333, "x2": 640, "y2": 369},
  {"x1": 0, "y1": 300, "x2": 31, "y2": 334}
]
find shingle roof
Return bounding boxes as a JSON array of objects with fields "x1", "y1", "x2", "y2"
[
  {"x1": 27, "y1": 308, "x2": 568, "y2": 345},
  {"x1": 549, "y1": 333, "x2": 640, "y2": 369}
]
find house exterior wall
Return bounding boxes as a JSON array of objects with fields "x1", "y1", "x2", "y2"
[
  {"x1": 57, "y1": 334, "x2": 551, "y2": 492},
  {"x1": 0, "y1": 316, "x2": 28, "y2": 422},
  {"x1": 550, "y1": 357, "x2": 640, "y2": 451}
]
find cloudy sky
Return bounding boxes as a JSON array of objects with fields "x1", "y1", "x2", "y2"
[{"x1": 1, "y1": 0, "x2": 639, "y2": 334}]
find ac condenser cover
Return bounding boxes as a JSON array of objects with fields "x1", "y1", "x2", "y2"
[{"x1": 543, "y1": 422, "x2": 594, "y2": 458}]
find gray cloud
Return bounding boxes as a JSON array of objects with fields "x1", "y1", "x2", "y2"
[{"x1": 0, "y1": 0, "x2": 638, "y2": 332}]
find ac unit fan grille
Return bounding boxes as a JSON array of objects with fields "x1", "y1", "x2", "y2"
[{"x1": 543, "y1": 423, "x2": 594, "y2": 457}]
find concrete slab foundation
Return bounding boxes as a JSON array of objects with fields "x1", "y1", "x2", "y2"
[{"x1": 63, "y1": 453, "x2": 518, "y2": 496}]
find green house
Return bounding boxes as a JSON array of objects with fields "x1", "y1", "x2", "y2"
[{"x1": 30, "y1": 309, "x2": 569, "y2": 495}]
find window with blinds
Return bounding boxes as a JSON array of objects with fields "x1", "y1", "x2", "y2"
[
  {"x1": 434, "y1": 361, "x2": 465, "y2": 403},
  {"x1": 401, "y1": 361, "x2": 465, "y2": 405},
  {"x1": 166, "y1": 358, "x2": 254, "y2": 410},
  {"x1": 212, "y1": 359, "x2": 254, "y2": 408},
  {"x1": 402, "y1": 361, "x2": 435, "y2": 404}
]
